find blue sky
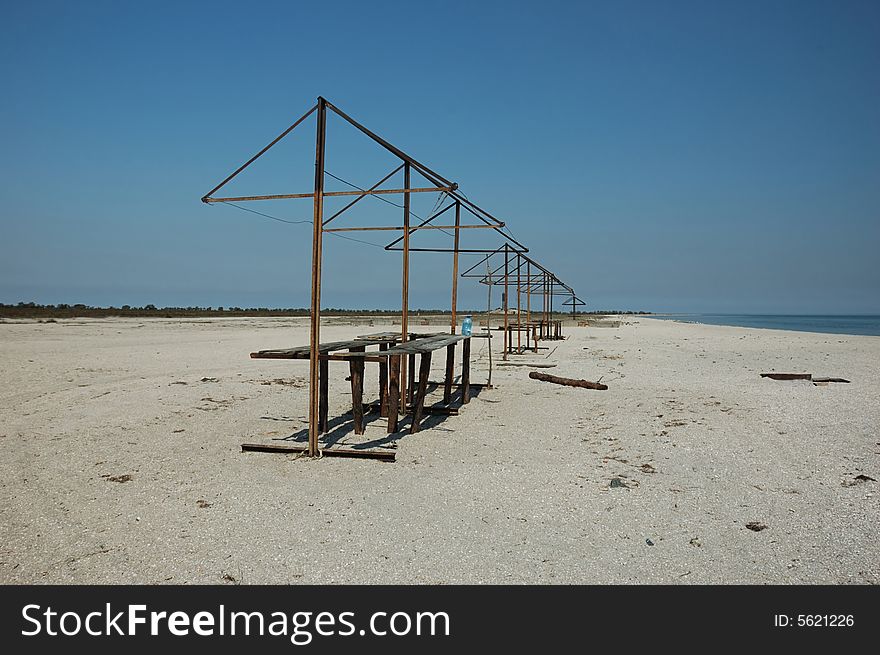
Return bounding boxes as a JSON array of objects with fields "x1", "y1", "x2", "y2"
[{"x1": 1, "y1": 0, "x2": 878, "y2": 313}]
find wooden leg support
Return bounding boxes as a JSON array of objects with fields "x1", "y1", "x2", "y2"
[
  {"x1": 407, "y1": 353, "x2": 416, "y2": 408},
  {"x1": 349, "y1": 346, "x2": 365, "y2": 435},
  {"x1": 410, "y1": 351, "x2": 432, "y2": 434},
  {"x1": 319, "y1": 357, "x2": 329, "y2": 433},
  {"x1": 379, "y1": 343, "x2": 389, "y2": 417},
  {"x1": 462, "y1": 337, "x2": 471, "y2": 404},
  {"x1": 443, "y1": 343, "x2": 455, "y2": 405},
  {"x1": 387, "y1": 355, "x2": 400, "y2": 433}
]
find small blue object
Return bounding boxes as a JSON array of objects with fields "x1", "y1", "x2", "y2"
[{"x1": 461, "y1": 315, "x2": 472, "y2": 336}]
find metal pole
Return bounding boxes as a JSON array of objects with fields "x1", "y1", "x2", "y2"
[
  {"x1": 526, "y1": 260, "x2": 531, "y2": 323},
  {"x1": 503, "y1": 244, "x2": 509, "y2": 362},
  {"x1": 526, "y1": 260, "x2": 532, "y2": 351},
  {"x1": 307, "y1": 98, "x2": 327, "y2": 457},
  {"x1": 486, "y1": 257, "x2": 493, "y2": 387},
  {"x1": 450, "y1": 201, "x2": 461, "y2": 334},
  {"x1": 516, "y1": 252, "x2": 521, "y2": 354},
  {"x1": 543, "y1": 274, "x2": 548, "y2": 336},
  {"x1": 400, "y1": 162, "x2": 410, "y2": 412}
]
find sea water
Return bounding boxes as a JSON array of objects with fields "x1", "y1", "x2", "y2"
[{"x1": 649, "y1": 314, "x2": 880, "y2": 337}]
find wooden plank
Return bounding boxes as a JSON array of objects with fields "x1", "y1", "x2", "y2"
[
  {"x1": 241, "y1": 443, "x2": 395, "y2": 461},
  {"x1": 251, "y1": 336, "x2": 400, "y2": 359},
  {"x1": 760, "y1": 373, "x2": 812, "y2": 381},
  {"x1": 252, "y1": 352, "x2": 388, "y2": 362},
  {"x1": 355, "y1": 331, "x2": 400, "y2": 341},
  {"x1": 384, "y1": 334, "x2": 467, "y2": 355},
  {"x1": 410, "y1": 351, "x2": 433, "y2": 433}
]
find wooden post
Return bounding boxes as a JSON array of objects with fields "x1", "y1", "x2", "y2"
[
  {"x1": 387, "y1": 355, "x2": 400, "y2": 433},
  {"x1": 400, "y1": 162, "x2": 410, "y2": 414},
  {"x1": 410, "y1": 351, "x2": 432, "y2": 434},
  {"x1": 349, "y1": 346, "x2": 365, "y2": 435},
  {"x1": 450, "y1": 201, "x2": 461, "y2": 334},
  {"x1": 443, "y1": 343, "x2": 455, "y2": 404},
  {"x1": 307, "y1": 97, "x2": 327, "y2": 457},
  {"x1": 461, "y1": 337, "x2": 471, "y2": 404},
  {"x1": 318, "y1": 357, "x2": 329, "y2": 433},
  {"x1": 378, "y1": 342, "x2": 389, "y2": 417}
]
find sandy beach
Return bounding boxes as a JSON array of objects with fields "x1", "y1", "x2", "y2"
[{"x1": 0, "y1": 316, "x2": 877, "y2": 584}]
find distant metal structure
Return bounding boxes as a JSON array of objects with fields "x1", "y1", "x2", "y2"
[
  {"x1": 460, "y1": 247, "x2": 577, "y2": 358},
  {"x1": 562, "y1": 295, "x2": 586, "y2": 319},
  {"x1": 202, "y1": 97, "x2": 540, "y2": 457}
]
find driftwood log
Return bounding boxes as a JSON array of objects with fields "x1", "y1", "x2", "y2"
[
  {"x1": 529, "y1": 371, "x2": 608, "y2": 390},
  {"x1": 760, "y1": 373, "x2": 812, "y2": 381}
]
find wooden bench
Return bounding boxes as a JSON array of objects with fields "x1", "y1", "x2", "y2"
[{"x1": 250, "y1": 333, "x2": 472, "y2": 437}]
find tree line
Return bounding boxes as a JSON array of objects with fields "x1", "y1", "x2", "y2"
[{"x1": 0, "y1": 303, "x2": 650, "y2": 319}]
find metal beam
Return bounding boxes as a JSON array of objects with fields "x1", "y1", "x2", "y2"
[
  {"x1": 307, "y1": 98, "x2": 327, "y2": 457},
  {"x1": 204, "y1": 186, "x2": 452, "y2": 203},
  {"x1": 202, "y1": 102, "x2": 318, "y2": 202}
]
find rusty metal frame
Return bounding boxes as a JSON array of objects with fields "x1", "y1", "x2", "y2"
[{"x1": 202, "y1": 96, "x2": 542, "y2": 457}]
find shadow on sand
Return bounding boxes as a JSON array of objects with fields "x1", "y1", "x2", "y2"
[{"x1": 270, "y1": 381, "x2": 484, "y2": 451}]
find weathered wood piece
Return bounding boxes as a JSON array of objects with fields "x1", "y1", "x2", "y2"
[
  {"x1": 241, "y1": 443, "x2": 395, "y2": 461},
  {"x1": 355, "y1": 331, "x2": 400, "y2": 341},
  {"x1": 410, "y1": 352, "x2": 433, "y2": 433},
  {"x1": 407, "y1": 353, "x2": 416, "y2": 406},
  {"x1": 461, "y1": 337, "x2": 471, "y2": 403},
  {"x1": 349, "y1": 345, "x2": 366, "y2": 434},
  {"x1": 443, "y1": 343, "x2": 455, "y2": 404},
  {"x1": 529, "y1": 371, "x2": 608, "y2": 390},
  {"x1": 378, "y1": 342, "x2": 389, "y2": 417},
  {"x1": 760, "y1": 373, "x2": 812, "y2": 381},
  {"x1": 251, "y1": 336, "x2": 397, "y2": 359},
  {"x1": 387, "y1": 355, "x2": 401, "y2": 432},
  {"x1": 319, "y1": 358, "x2": 329, "y2": 433},
  {"x1": 383, "y1": 334, "x2": 467, "y2": 355}
]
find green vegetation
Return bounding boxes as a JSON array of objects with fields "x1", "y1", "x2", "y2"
[{"x1": 0, "y1": 303, "x2": 650, "y2": 319}]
